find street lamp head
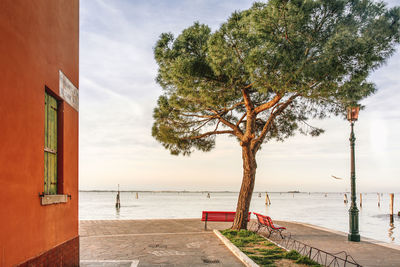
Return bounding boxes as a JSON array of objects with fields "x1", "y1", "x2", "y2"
[{"x1": 347, "y1": 106, "x2": 360, "y2": 122}]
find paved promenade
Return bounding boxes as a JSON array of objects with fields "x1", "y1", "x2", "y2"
[
  {"x1": 274, "y1": 221, "x2": 400, "y2": 267},
  {"x1": 80, "y1": 219, "x2": 243, "y2": 267},
  {"x1": 80, "y1": 219, "x2": 400, "y2": 267}
]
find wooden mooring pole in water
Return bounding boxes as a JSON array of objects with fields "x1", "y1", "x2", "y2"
[
  {"x1": 136, "y1": 192, "x2": 139, "y2": 199},
  {"x1": 377, "y1": 193, "x2": 381, "y2": 207},
  {"x1": 116, "y1": 184, "x2": 121, "y2": 209},
  {"x1": 390, "y1": 193, "x2": 394, "y2": 223},
  {"x1": 360, "y1": 193, "x2": 362, "y2": 208},
  {"x1": 344, "y1": 193, "x2": 348, "y2": 204},
  {"x1": 265, "y1": 192, "x2": 271, "y2": 205}
]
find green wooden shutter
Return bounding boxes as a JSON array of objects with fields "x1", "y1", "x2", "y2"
[{"x1": 44, "y1": 92, "x2": 57, "y2": 195}]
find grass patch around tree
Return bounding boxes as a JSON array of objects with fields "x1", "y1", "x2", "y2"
[{"x1": 221, "y1": 229, "x2": 321, "y2": 267}]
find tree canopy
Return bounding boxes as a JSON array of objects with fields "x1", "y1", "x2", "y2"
[
  {"x1": 152, "y1": 0, "x2": 400, "y2": 229},
  {"x1": 153, "y1": 0, "x2": 400, "y2": 156}
]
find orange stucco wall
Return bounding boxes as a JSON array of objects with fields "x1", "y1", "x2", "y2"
[{"x1": 0, "y1": 0, "x2": 79, "y2": 266}]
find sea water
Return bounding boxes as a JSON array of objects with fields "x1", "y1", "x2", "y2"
[{"x1": 79, "y1": 191, "x2": 399, "y2": 245}]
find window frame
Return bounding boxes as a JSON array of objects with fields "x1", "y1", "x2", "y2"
[{"x1": 44, "y1": 89, "x2": 64, "y2": 196}]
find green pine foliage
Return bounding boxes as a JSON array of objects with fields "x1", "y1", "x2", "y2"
[{"x1": 153, "y1": 0, "x2": 400, "y2": 156}]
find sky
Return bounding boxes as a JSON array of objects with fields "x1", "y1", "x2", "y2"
[{"x1": 79, "y1": 0, "x2": 400, "y2": 192}]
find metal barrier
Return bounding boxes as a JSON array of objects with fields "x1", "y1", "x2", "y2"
[{"x1": 248, "y1": 222, "x2": 362, "y2": 267}]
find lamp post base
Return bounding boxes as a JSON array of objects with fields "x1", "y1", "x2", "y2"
[
  {"x1": 348, "y1": 206, "x2": 360, "y2": 242},
  {"x1": 348, "y1": 233, "x2": 360, "y2": 242}
]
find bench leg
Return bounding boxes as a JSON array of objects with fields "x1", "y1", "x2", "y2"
[
  {"x1": 261, "y1": 226, "x2": 269, "y2": 237},
  {"x1": 279, "y1": 230, "x2": 284, "y2": 239},
  {"x1": 267, "y1": 228, "x2": 272, "y2": 238},
  {"x1": 255, "y1": 223, "x2": 261, "y2": 233}
]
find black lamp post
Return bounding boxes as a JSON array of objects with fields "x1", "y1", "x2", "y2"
[{"x1": 347, "y1": 106, "x2": 360, "y2": 242}]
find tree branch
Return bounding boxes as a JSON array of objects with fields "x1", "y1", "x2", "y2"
[
  {"x1": 181, "y1": 113, "x2": 215, "y2": 119},
  {"x1": 282, "y1": 5, "x2": 294, "y2": 46},
  {"x1": 236, "y1": 112, "x2": 247, "y2": 128},
  {"x1": 233, "y1": 43, "x2": 245, "y2": 64},
  {"x1": 184, "y1": 130, "x2": 234, "y2": 140},
  {"x1": 209, "y1": 109, "x2": 244, "y2": 138},
  {"x1": 221, "y1": 101, "x2": 245, "y2": 113},
  {"x1": 252, "y1": 93, "x2": 300, "y2": 151},
  {"x1": 181, "y1": 101, "x2": 244, "y2": 119},
  {"x1": 244, "y1": 83, "x2": 253, "y2": 89},
  {"x1": 254, "y1": 94, "x2": 283, "y2": 114},
  {"x1": 191, "y1": 118, "x2": 213, "y2": 132},
  {"x1": 241, "y1": 89, "x2": 254, "y2": 111},
  {"x1": 213, "y1": 120, "x2": 221, "y2": 132},
  {"x1": 299, "y1": 118, "x2": 319, "y2": 131}
]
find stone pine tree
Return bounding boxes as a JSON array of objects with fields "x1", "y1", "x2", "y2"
[{"x1": 152, "y1": 0, "x2": 400, "y2": 229}]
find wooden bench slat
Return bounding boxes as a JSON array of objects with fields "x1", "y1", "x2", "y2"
[
  {"x1": 201, "y1": 211, "x2": 251, "y2": 230},
  {"x1": 201, "y1": 211, "x2": 251, "y2": 222}
]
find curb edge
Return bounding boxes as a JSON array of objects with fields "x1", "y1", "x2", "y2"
[{"x1": 213, "y1": 229, "x2": 259, "y2": 267}]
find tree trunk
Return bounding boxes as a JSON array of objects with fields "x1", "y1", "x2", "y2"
[{"x1": 232, "y1": 144, "x2": 257, "y2": 230}]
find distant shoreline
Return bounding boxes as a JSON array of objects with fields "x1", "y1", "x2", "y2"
[
  {"x1": 79, "y1": 190, "x2": 394, "y2": 194},
  {"x1": 79, "y1": 190, "x2": 239, "y2": 193},
  {"x1": 79, "y1": 190, "x2": 300, "y2": 193}
]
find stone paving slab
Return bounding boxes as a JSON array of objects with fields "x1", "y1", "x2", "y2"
[
  {"x1": 80, "y1": 219, "x2": 244, "y2": 267},
  {"x1": 274, "y1": 220, "x2": 400, "y2": 267}
]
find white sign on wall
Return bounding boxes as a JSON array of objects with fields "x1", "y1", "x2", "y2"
[{"x1": 59, "y1": 70, "x2": 79, "y2": 111}]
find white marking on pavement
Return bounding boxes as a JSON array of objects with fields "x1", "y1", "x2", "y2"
[
  {"x1": 80, "y1": 260, "x2": 139, "y2": 267},
  {"x1": 186, "y1": 241, "x2": 202, "y2": 248},
  {"x1": 150, "y1": 250, "x2": 186, "y2": 256},
  {"x1": 81, "y1": 231, "x2": 213, "y2": 238}
]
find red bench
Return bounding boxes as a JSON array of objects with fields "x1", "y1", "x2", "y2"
[
  {"x1": 253, "y1": 212, "x2": 286, "y2": 238},
  {"x1": 201, "y1": 211, "x2": 251, "y2": 230}
]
